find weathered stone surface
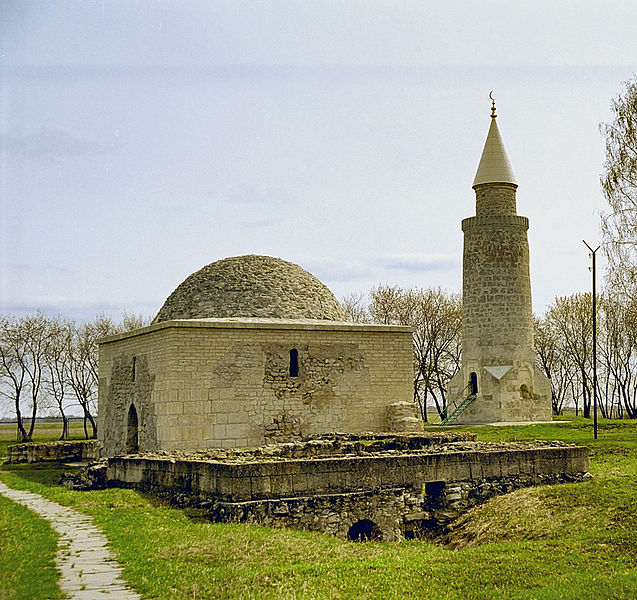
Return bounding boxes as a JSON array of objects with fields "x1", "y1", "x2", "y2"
[
  {"x1": 387, "y1": 401, "x2": 423, "y2": 433},
  {"x1": 61, "y1": 459, "x2": 108, "y2": 490},
  {"x1": 153, "y1": 254, "x2": 347, "y2": 323},
  {"x1": 101, "y1": 434, "x2": 589, "y2": 540},
  {"x1": 98, "y1": 320, "x2": 413, "y2": 454},
  {"x1": 100, "y1": 353, "x2": 156, "y2": 457},
  {"x1": 103, "y1": 432, "x2": 476, "y2": 462},
  {"x1": 5, "y1": 440, "x2": 100, "y2": 464},
  {"x1": 210, "y1": 488, "x2": 422, "y2": 541}
]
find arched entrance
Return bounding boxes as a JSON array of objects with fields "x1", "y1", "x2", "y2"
[
  {"x1": 469, "y1": 372, "x2": 478, "y2": 396},
  {"x1": 126, "y1": 404, "x2": 139, "y2": 453}
]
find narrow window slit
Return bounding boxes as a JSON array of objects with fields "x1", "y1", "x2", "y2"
[{"x1": 289, "y1": 349, "x2": 299, "y2": 377}]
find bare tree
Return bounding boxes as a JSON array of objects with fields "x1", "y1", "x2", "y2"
[
  {"x1": 600, "y1": 78, "x2": 637, "y2": 298},
  {"x1": 534, "y1": 315, "x2": 575, "y2": 415},
  {"x1": 411, "y1": 289, "x2": 461, "y2": 421},
  {"x1": 545, "y1": 294, "x2": 594, "y2": 418},
  {"x1": 0, "y1": 316, "x2": 29, "y2": 441},
  {"x1": 45, "y1": 317, "x2": 73, "y2": 439},
  {"x1": 598, "y1": 294, "x2": 637, "y2": 419},
  {"x1": 368, "y1": 285, "x2": 461, "y2": 421},
  {"x1": 120, "y1": 310, "x2": 151, "y2": 331},
  {"x1": 369, "y1": 284, "x2": 423, "y2": 326},
  {"x1": 21, "y1": 314, "x2": 54, "y2": 438},
  {"x1": 66, "y1": 315, "x2": 119, "y2": 439},
  {"x1": 0, "y1": 314, "x2": 53, "y2": 441},
  {"x1": 340, "y1": 293, "x2": 370, "y2": 323},
  {"x1": 0, "y1": 310, "x2": 150, "y2": 441}
]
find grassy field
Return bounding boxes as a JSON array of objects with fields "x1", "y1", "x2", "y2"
[
  {"x1": 0, "y1": 418, "x2": 635, "y2": 599},
  {"x1": 0, "y1": 420, "x2": 90, "y2": 450}
]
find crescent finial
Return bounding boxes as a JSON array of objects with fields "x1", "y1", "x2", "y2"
[{"x1": 489, "y1": 90, "x2": 496, "y2": 118}]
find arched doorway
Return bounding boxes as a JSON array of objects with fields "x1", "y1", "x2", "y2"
[
  {"x1": 126, "y1": 404, "x2": 139, "y2": 453},
  {"x1": 469, "y1": 372, "x2": 478, "y2": 396}
]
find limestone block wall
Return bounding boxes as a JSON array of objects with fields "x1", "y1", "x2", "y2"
[
  {"x1": 98, "y1": 319, "x2": 413, "y2": 455},
  {"x1": 474, "y1": 182, "x2": 517, "y2": 217},
  {"x1": 461, "y1": 214, "x2": 534, "y2": 366},
  {"x1": 98, "y1": 330, "x2": 163, "y2": 456},
  {"x1": 106, "y1": 443, "x2": 589, "y2": 503},
  {"x1": 450, "y1": 363, "x2": 552, "y2": 424},
  {"x1": 105, "y1": 442, "x2": 589, "y2": 540},
  {"x1": 5, "y1": 440, "x2": 101, "y2": 464},
  {"x1": 210, "y1": 488, "x2": 423, "y2": 541}
]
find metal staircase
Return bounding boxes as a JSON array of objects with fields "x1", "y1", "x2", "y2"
[{"x1": 440, "y1": 383, "x2": 477, "y2": 425}]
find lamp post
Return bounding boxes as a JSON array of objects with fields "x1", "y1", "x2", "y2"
[{"x1": 583, "y1": 240, "x2": 600, "y2": 440}]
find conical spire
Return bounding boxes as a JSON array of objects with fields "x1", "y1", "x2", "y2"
[{"x1": 472, "y1": 95, "x2": 517, "y2": 187}]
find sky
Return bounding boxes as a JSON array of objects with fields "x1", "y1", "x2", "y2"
[{"x1": 1, "y1": 0, "x2": 636, "y2": 322}]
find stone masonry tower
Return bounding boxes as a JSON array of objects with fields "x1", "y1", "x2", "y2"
[{"x1": 447, "y1": 99, "x2": 552, "y2": 423}]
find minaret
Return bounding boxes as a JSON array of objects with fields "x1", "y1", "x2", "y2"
[{"x1": 447, "y1": 97, "x2": 552, "y2": 423}]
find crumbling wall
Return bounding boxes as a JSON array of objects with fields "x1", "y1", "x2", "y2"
[
  {"x1": 99, "y1": 320, "x2": 413, "y2": 454},
  {"x1": 5, "y1": 440, "x2": 100, "y2": 464},
  {"x1": 104, "y1": 439, "x2": 589, "y2": 540},
  {"x1": 203, "y1": 471, "x2": 589, "y2": 540},
  {"x1": 99, "y1": 347, "x2": 157, "y2": 457},
  {"x1": 107, "y1": 442, "x2": 588, "y2": 502}
]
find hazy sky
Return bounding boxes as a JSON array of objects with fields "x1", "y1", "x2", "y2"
[{"x1": 1, "y1": 1, "x2": 635, "y2": 321}]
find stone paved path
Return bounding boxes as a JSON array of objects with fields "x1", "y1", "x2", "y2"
[{"x1": 0, "y1": 481, "x2": 141, "y2": 599}]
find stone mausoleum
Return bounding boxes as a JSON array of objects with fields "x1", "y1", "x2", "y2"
[
  {"x1": 447, "y1": 99, "x2": 552, "y2": 423},
  {"x1": 98, "y1": 255, "x2": 416, "y2": 456}
]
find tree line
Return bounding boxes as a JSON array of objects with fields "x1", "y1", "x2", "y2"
[
  {"x1": 536, "y1": 293, "x2": 637, "y2": 419},
  {"x1": 343, "y1": 286, "x2": 637, "y2": 422},
  {"x1": 0, "y1": 312, "x2": 147, "y2": 441},
  {"x1": 3, "y1": 287, "x2": 635, "y2": 438},
  {"x1": 342, "y1": 286, "x2": 461, "y2": 422}
]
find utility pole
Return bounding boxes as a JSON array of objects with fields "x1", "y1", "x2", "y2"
[{"x1": 583, "y1": 240, "x2": 600, "y2": 439}]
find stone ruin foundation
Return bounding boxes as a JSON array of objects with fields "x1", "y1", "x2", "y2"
[
  {"x1": 85, "y1": 432, "x2": 589, "y2": 541},
  {"x1": 6, "y1": 440, "x2": 101, "y2": 464}
]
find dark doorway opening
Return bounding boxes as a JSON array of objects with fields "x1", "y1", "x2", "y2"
[
  {"x1": 126, "y1": 404, "x2": 139, "y2": 453},
  {"x1": 425, "y1": 480, "x2": 446, "y2": 508},
  {"x1": 347, "y1": 519, "x2": 383, "y2": 542},
  {"x1": 469, "y1": 372, "x2": 478, "y2": 395},
  {"x1": 289, "y1": 349, "x2": 299, "y2": 377}
]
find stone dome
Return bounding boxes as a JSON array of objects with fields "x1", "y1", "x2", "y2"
[{"x1": 153, "y1": 254, "x2": 347, "y2": 323}]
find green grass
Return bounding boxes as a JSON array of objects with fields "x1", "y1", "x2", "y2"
[
  {"x1": 0, "y1": 491, "x2": 63, "y2": 599},
  {"x1": 0, "y1": 418, "x2": 636, "y2": 599}
]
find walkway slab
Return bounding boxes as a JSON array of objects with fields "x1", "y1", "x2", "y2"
[{"x1": 0, "y1": 481, "x2": 141, "y2": 599}]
